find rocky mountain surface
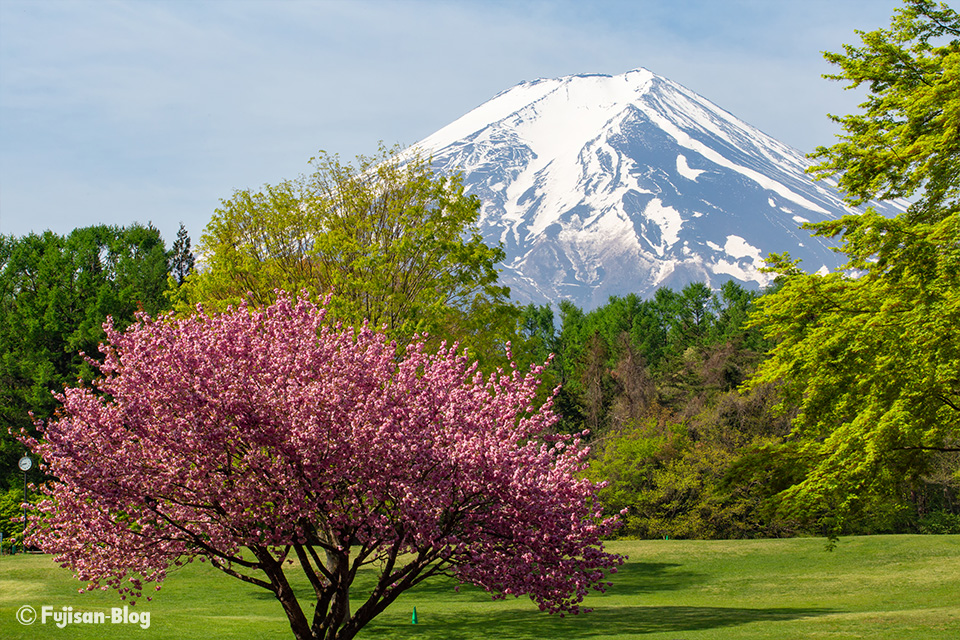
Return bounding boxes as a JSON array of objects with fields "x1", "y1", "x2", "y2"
[{"x1": 413, "y1": 68, "x2": 904, "y2": 308}]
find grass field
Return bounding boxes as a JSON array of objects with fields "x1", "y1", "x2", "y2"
[{"x1": 1, "y1": 535, "x2": 958, "y2": 639}]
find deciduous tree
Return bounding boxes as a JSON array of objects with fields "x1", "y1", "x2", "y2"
[
  {"x1": 20, "y1": 295, "x2": 622, "y2": 640},
  {"x1": 748, "y1": 0, "x2": 960, "y2": 532},
  {"x1": 174, "y1": 145, "x2": 513, "y2": 355},
  {"x1": 0, "y1": 224, "x2": 171, "y2": 489}
]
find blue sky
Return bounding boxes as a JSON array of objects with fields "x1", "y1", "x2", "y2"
[{"x1": 0, "y1": 0, "x2": 902, "y2": 248}]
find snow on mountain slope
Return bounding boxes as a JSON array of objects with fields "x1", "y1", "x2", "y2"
[{"x1": 413, "y1": 68, "x2": 905, "y2": 309}]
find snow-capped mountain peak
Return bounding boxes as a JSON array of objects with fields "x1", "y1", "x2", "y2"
[{"x1": 413, "y1": 68, "x2": 903, "y2": 309}]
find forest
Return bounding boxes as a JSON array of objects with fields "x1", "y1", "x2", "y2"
[{"x1": 1, "y1": 213, "x2": 956, "y2": 544}]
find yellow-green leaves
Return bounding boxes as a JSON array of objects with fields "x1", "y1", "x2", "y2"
[
  {"x1": 810, "y1": 0, "x2": 960, "y2": 215},
  {"x1": 174, "y1": 144, "x2": 513, "y2": 353},
  {"x1": 747, "y1": 1, "x2": 960, "y2": 534}
]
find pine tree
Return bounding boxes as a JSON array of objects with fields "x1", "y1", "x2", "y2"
[{"x1": 170, "y1": 222, "x2": 195, "y2": 285}]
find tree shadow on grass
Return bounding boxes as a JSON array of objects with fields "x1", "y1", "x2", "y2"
[
  {"x1": 359, "y1": 561, "x2": 832, "y2": 638},
  {"x1": 240, "y1": 559, "x2": 833, "y2": 638},
  {"x1": 603, "y1": 561, "x2": 705, "y2": 593},
  {"x1": 384, "y1": 561, "x2": 704, "y2": 603},
  {"x1": 361, "y1": 605, "x2": 835, "y2": 639},
  {"x1": 250, "y1": 561, "x2": 702, "y2": 602},
  {"x1": 251, "y1": 561, "x2": 711, "y2": 617}
]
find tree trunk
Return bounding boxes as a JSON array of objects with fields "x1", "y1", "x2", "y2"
[
  {"x1": 326, "y1": 548, "x2": 351, "y2": 622},
  {"x1": 258, "y1": 550, "x2": 315, "y2": 640},
  {"x1": 316, "y1": 547, "x2": 352, "y2": 640}
]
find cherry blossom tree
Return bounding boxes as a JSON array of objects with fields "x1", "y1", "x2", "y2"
[{"x1": 19, "y1": 295, "x2": 623, "y2": 640}]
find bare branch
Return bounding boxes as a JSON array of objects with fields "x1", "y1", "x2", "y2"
[
  {"x1": 293, "y1": 543, "x2": 327, "y2": 600},
  {"x1": 209, "y1": 556, "x2": 273, "y2": 591}
]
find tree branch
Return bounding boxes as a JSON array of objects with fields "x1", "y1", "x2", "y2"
[
  {"x1": 209, "y1": 556, "x2": 273, "y2": 591},
  {"x1": 935, "y1": 394, "x2": 960, "y2": 413},
  {"x1": 293, "y1": 543, "x2": 327, "y2": 600},
  {"x1": 142, "y1": 500, "x2": 260, "y2": 569}
]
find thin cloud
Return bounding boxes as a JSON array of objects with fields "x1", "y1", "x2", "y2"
[{"x1": 0, "y1": 0, "x2": 902, "y2": 243}]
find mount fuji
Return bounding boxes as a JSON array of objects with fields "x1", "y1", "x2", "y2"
[{"x1": 412, "y1": 68, "x2": 904, "y2": 310}]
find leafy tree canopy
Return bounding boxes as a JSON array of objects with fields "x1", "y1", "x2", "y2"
[
  {"x1": 748, "y1": 0, "x2": 960, "y2": 533},
  {"x1": 174, "y1": 144, "x2": 514, "y2": 355},
  {"x1": 809, "y1": 0, "x2": 959, "y2": 217},
  {"x1": 0, "y1": 224, "x2": 174, "y2": 489}
]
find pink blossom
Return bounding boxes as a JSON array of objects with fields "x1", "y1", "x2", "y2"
[{"x1": 20, "y1": 294, "x2": 623, "y2": 640}]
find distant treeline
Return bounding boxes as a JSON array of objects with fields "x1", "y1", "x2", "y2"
[
  {"x1": 513, "y1": 283, "x2": 957, "y2": 539},
  {"x1": 0, "y1": 224, "x2": 194, "y2": 544}
]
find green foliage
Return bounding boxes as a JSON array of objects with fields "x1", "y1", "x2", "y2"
[
  {"x1": 585, "y1": 418, "x2": 685, "y2": 534},
  {"x1": 586, "y1": 383, "x2": 804, "y2": 540},
  {"x1": 545, "y1": 280, "x2": 811, "y2": 539},
  {"x1": 174, "y1": 144, "x2": 515, "y2": 357},
  {"x1": 809, "y1": 0, "x2": 959, "y2": 216},
  {"x1": 0, "y1": 224, "x2": 174, "y2": 489},
  {"x1": 747, "y1": 0, "x2": 960, "y2": 534},
  {"x1": 554, "y1": 266, "x2": 941, "y2": 538},
  {"x1": 748, "y1": 250, "x2": 960, "y2": 531},
  {"x1": 553, "y1": 281, "x2": 768, "y2": 431},
  {"x1": 0, "y1": 483, "x2": 43, "y2": 550},
  {"x1": 0, "y1": 486, "x2": 25, "y2": 541},
  {"x1": 918, "y1": 510, "x2": 960, "y2": 534}
]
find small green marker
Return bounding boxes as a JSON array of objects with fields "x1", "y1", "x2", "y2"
[{"x1": 412, "y1": 607, "x2": 418, "y2": 624}]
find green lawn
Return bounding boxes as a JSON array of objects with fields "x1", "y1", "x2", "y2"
[{"x1": 1, "y1": 535, "x2": 958, "y2": 639}]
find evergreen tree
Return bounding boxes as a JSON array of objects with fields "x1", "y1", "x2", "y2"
[{"x1": 170, "y1": 222, "x2": 195, "y2": 285}]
